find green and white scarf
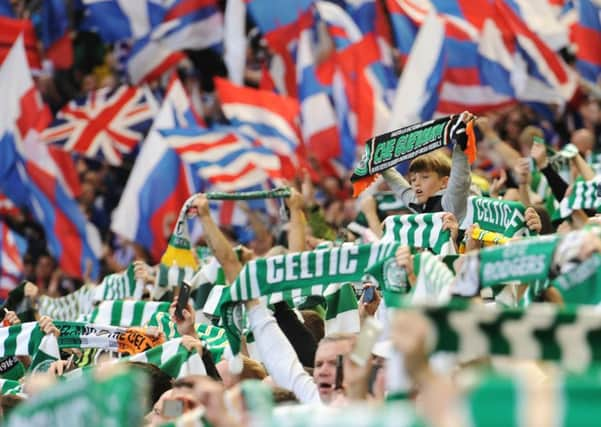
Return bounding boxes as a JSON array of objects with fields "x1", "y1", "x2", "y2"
[
  {"x1": 351, "y1": 114, "x2": 473, "y2": 195},
  {"x1": 39, "y1": 284, "x2": 96, "y2": 321},
  {"x1": 381, "y1": 213, "x2": 456, "y2": 255},
  {"x1": 93, "y1": 264, "x2": 139, "y2": 302},
  {"x1": 323, "y1": 283, "x2": 360, "y2": 335},
  {"x1": 552, "y1": 253, "x2": 601, "y2": 305},
  {"x1": 219, "y1": 242, "x2": 400, "y2": 359},
  {"x1": 5, "y1": 367, "x2": 148, "y2": 427},
  {"x1": 365, "y1": 251, "x2": 452, "y2": 308},
  {"x1": 128, "y1": 337, "x2": 206, "y2": 379},
  {"x1": 460, "y1": 196, "x2": 531, "y2": 237},
  {"x1": 0, "y1": 378, "x2": 22, "y2": 395},
  {"x1": 86, "y1": 300, "x2": 170, "y2": 327},
  {"x1": 400, "y1": 301, "x2": 601, "y2": 370},
  {"x1": 553, "y1": 178, "x2": 601, "y2": 220}
]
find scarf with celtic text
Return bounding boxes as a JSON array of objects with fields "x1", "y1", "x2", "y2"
[
  {"x1": 218, "y1": 242, "x2": 400, "y2": 363},
  {"x1": 460, "y1": 196, "x2": 532, "y2": 237}
]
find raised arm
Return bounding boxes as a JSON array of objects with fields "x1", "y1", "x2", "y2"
[{"x1": 192, "y1": 194, "x2": 242, "y2": 284}]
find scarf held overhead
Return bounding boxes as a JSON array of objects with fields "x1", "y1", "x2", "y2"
[
  {"x1": 219, "y1": 242, "x2": 400, "y2": 359},
  {"x1": 351, "y1": 114, "x2": 476, "y2": 196}
]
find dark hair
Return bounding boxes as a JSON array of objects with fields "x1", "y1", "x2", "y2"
[
  {"x1": 125, "y1": 361, "x2": 173, "y2": 405},
  {"x1": 300, "y1": 310, "x2": 325, "y2": 343},
  {"x1": 533, "y1": 206, "x2": 554, "y2": 235},
  {"x1": 0, "y1": 394, "x2": 25, "y2": 419}
]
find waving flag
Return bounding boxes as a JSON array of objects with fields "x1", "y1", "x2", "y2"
[
  {"x1": 163, "y1": 126, "x2": 282, "y2": 192},
  {"x1": 571, "y1": 0, "x2": 601, "y2": 82},
  {"x1": 214, "y1": 77, "x2": 302, "y2": 171},
  {"x1": 0, "y1": 16, "x2": 41, "y2": 69},
  {"x1": 0, "y1": 37, "x2": 102, "y2": 280},
  {"x1": 0, "y1": 222, "x2": 27, "y2": 301},
  {"x1": 79, "y1": 0, "x2": 224, "y2": 83},
  {"x1": 247, "y1": 0, "x2": 314, "y2": 96},
  {"x1": 0, "y1": 194, "x2": 19, "y2": 218},
  {"x1": 40, "y1": 0, "x2": 73, "y2": 69},
  {"x1": 111, "y1": 76, "x2": 199, "y2": 262},
  {"x1": 42, "y1": 85, "x2": 157, "y2": 165}
]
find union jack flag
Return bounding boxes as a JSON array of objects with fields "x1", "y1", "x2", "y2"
[{"x1": 42, "y1": 85, "x2": 157, "y2": 165}]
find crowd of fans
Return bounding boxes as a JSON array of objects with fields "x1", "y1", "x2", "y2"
[{"x1": 0, "y1": 0, "x2": 601, "y2": 426}]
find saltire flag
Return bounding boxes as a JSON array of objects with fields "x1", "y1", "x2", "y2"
[
  {"x1": 42, "y1": 84, "x2": 157, "y2": 166},
  {"x1": 0, "y1": 222, "x2": 27, "y2": 301},
  {"x1": 0, "y1": 16, "x2": 41, "y2": 69},
  {"x1": 111, "y1": 76, "x2": 201, "y2": 262},
  {"x1": 40, "y1": 0, "x2": 73, "y2": 69},
  {"x1": 246, "y1": 0, "x2": 315, "y2": 96},
  {"x1": 163, "y1": 125, "x2": 283, "y2": 192},
  {"x1": 0, "y1": 37, "x2": 102, "y2": 280},
  {"x1": 214, "y1": 77, "x2": 302, "y2": 177},
  {"x1": 571, "y1": 0, "x2": 601, "y2": 83}
]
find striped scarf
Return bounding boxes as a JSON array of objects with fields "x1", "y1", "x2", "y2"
[
  {"x1": 93, "y1": 264, "x2": 139, "y2": 302},
  {"x1": 401, "y1": 301, "x2": 601, "y2": 369},
  {"x1": 380, "y1": 213, "x2": 456, "y2": 255},
  {"x1": 86, "y1": 300, "x2": 170, "y2": 327},
  {"x1": 128, "y1": 337, "x2": 206, "y2": 379},
  {"x1": 5, "y1": 367, "x2": 148, "y2": 427},
  {"x1": 351, "y1": 114, "x2": 476, "y2": 196},
  {"x1": 461, "y1": 196, "x2": 531, "y2": 237},
  {"x1": 553, "y1": 178, "x2": 601, "y2": 220},
  {"x1": 39, "y1": 284, "x2": 96, "y2": 321},
  {"x1": 219, "y1": 242, "x2": 400, "y2": 360}
]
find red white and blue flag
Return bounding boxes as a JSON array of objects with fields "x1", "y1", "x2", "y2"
[
  {"x1": 111, "y1": 75, "x2": 200, "y2": 261},
  {"x1": 0, "y1": 37, "x2": 102, "y2": 280},
  {"x1": 214, "y1": 77, "x2": 302, "y2": 174},
  {"x1": 0, "y1": 221, "x2": 27, "y2": 301},
  {"x1": 164, "y1": 125, "x2": 283, "y2": 192},
  {"x1": 42, "y1": 84, "x2": 157, "y2": 165}
]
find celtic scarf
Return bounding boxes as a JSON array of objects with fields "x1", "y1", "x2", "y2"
[
  {"x1": 453, "y1": 235, "x2": 559, "y2": 297},
  {"x1": 365, "y1": 251, "x2": 452, "y2": 308},
  {"x1": 0, "y1": 378, "x2": 22, "y2": 395},
  {"x1": 39, "y1": 284, "x2": 96, "y2": 321},
  {"x1": 5, "y1": 367, "x2": 148, "y2": 427},
  {"x1": 323, "y1": 283, "x2": 360, "y2": 335},
  {"x1": 461, "y1": 196, "x2": 532, "y2": 237},
  {"x1": 86, "y1": 300, "x2": 170, "y2": 327},
  {"x1": 93, "y1": 264, "x2": 139, "y2": 302},
  {"x1": 145, "y1": 312, "x2": 230, "y2": 363},
  {"x1": 351, "y1": 114, "x2": 476, "y2": 196},
  {"x1": 401, "y1": 301, "x2": 601, "y2": 369},
  {"x1": 553, "y1": 178, "x2": 601, "y2": 220},
  {"x1": 380, "y1": 213, "x2": 456, "y2": 255},
  {"x1": 128, "y1": 337, "x2": 206, "y2": 379},
  {"x1": 552, "y1": 253, "x2": 601, "y2": 305},
  {"x1": 219, "y1": 242, "x2": 400, "y2": 359}
]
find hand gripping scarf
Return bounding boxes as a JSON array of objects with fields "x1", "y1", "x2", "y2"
[{"x1": 351, "y1": 113, "x2": 476, "y2": 196}]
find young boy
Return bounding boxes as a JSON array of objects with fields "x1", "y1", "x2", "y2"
[{"x1": 381, "y1": 143, "x2": 471, "y2": 224}]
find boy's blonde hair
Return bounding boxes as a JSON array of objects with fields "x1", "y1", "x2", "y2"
[{"x1": 408, "y1": 151, "x2": 451, "y2": 177}]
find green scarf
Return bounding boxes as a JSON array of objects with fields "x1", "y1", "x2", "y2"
[
  {"x1": 552, "y1": 253, "x2": 601, "y2": 305},
  {"x1": 553, "y1": 178, "x2": 601, "y2": 220},
  {"x1": 461, "y1": 196, "x2": 532, "y2": 237},
  {"x1": 218, "y1": 242, "x2": 400, "y2": 362},
  {"x1": 5, "y1": 367, "x2": 148, "y2": 427},
  {"x1": 399, "y1": 301, "x2": 601, "y2": 369},
  {"x1": 351, "y1": 114, "x2": 474, "y2": 196},
  {"x1": 381, "y1": 213, "x2": 456, "y2": 255}
]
